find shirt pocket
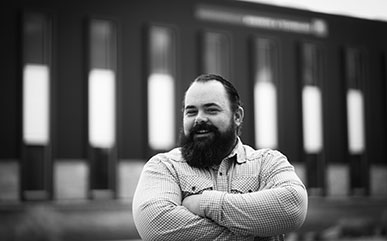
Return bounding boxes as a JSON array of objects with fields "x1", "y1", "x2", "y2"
[
  {"x1": 180, "y1": 175, "x2": 214, "y2": 199},
  {"x1": 231, "y1": 176, "x2": 259, "y2": 194}
]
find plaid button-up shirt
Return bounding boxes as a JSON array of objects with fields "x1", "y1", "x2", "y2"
[{"x1": 133, "y1": 138, "x2": 308, "y2": 241}]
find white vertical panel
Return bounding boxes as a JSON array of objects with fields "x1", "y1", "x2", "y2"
[
  {"x1": 148, "y1": 73, "x2": 175, "y2": 150},
  {"x1": 23, "y1": 64, "x2": 49, "y2": 145},
  {"x1": 302, "y1": 86, "x2": 323, "y2": 153},
  {"x1": 254, "y1": 78, "x2": 278, "y2": 149},
  {"x1": 148, "y1": 26, "x2": 176, "y2": 150},
  {"x1": 347, "y1": 89, "x2": 365, "y2": 154},
  {"x1": 89, "y1": 69, "x2": 116, "y2": 148}
]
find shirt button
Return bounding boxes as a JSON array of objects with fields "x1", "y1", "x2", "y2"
[
  {"x1": 192, "y1": 186, "x2": 196, "y2": 191},
  {"x1": 219, "y1": 172, "x2": 223, "y2": 176}
]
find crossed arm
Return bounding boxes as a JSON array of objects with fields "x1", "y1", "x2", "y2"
[
  {"x1": 132, "y1": 158, "x2": 239, "y2": 241},
  {"x1": 182, "y1": 184, "x2": 307, "y2": 237},
  {"x1": 132, "y1": 155, "x2": 308, "y2": 240},
  {"x1": 182, "y1": 194, "x2": 204, "y2": 216}
]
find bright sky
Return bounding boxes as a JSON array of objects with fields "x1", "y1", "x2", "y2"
[{"x1": 239, "y1": 0, "x2": 387, "y2": 22}]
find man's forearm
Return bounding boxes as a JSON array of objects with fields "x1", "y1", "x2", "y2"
[
  {"x1": 199, "y1": 185, "x2": 307, "y2": 237},
  {"x1": 182, "y1": 194, "x2": 204, "y2": 217},
  {"x1": 133, "y1": 159, "x2": 238, "y2": 240},
  {"x1": 134, "y1": 200, "x2": 243, "y2": 240}
]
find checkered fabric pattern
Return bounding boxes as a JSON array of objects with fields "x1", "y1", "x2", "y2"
[{"x1": 132, "y1": 138, "x2": 308, "y2": 241}]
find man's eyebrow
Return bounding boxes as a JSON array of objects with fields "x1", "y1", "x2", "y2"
[
  {"x1": 203, "y1": 103, "x2": 221, "y2": 108},
  {"x1": 184, "y1": 103, "x2": 222, "y2": 110},
  {"x1": 184, "y1": 105, "x2": 196, "y2": 110}
]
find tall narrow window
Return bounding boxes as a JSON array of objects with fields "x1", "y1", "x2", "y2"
[
  {"x1": 253, "y1": 38, "x2": 278, "y2": 149},
  {"x1": 202, "y1": 31, "x2": 231, "y2": 79},
  {"x1": 147, "y1": 26, "x2": 176, "y2": 150},
  {"x1": 88, "y1": 19, "x2": 117, "y2": 199},
  {"x1": 302, "y1": 44, "x2": 323, "y2": 153},
  {"x1": 301, "y1": 43, "x2": 325, "y2": 195},
  {"x1": 23, "y1": 65, "x2": 50, "y2": 145},
  {"x1": 345, "y1": 48, "x2": 368, "y2": 195},
  {"x1": 346, "y1": 49, "x2": 365, "y2": 155},
  {"x1": 21, "y1": 12, "x2": 52, "y2": 200},
  {"x1": 347, "y1": 89, "x2": 365, "y2": 154},
  {"x1": 89, "y1": 69, "x2": 115, "y2": 149}
]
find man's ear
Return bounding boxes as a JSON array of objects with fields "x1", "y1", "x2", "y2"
[{"x1": 234, "y1": 106, "x2": 244, "y2": 126}]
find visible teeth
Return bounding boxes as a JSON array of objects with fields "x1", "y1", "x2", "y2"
[{"x1": 198, "y1": 130, "x2": 208, "y2": 133}]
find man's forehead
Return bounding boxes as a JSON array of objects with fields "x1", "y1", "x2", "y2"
[{"x1": 184, "y1": 80, "x2": 228, "y2": 107}]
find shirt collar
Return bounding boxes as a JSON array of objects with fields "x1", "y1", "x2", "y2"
[{"x1": 225, "y1": 137, "x2": 246, "y2": 164}]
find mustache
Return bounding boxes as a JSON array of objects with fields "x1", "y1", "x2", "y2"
[{"x1": 190, "y1": 122, "x2": 218, "y2": 134}]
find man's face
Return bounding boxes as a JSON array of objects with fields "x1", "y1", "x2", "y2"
[
  {"x1": 180, "y1": 80, "x2": 238, "y2": 168},
  {"x1": 183, "y1": 80, "x2": 235, "y2": 138}
]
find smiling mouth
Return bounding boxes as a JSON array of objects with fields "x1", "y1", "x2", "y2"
[
  {"x1": 191, "y1": 123, "x2": 217, "y2": 139},
  {"x1": 197, "y1": 130, "x2": 210, "y2": 134},
  {"x1": 194, "y1": 129, "x2": 213, "y2": 138}
]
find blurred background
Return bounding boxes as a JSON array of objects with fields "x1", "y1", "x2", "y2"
[{"x1": 0, "y1": 0, "x2": 387, "y2": 240}]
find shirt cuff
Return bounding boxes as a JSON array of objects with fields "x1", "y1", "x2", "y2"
[{"x1": 200, "y1": 190, "x2": 226, "y2": 223}]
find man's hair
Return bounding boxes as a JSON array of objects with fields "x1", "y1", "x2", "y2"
[{"x1": 190, "y1": 74, "x2": 242, "y2": 113}]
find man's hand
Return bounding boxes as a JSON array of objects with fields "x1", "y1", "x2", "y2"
[{"x1": 182, "y1": 194, "x2": 204, "y2": 217}]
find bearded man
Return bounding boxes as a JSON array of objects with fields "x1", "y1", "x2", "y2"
[{"x1": 132, "y1": 74, "x2": 308, "y2": 241}]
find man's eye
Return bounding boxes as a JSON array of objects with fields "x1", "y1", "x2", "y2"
[
  {"x1": 207, "y1": 109, "x2": 219, "y2": 114},
  {"x1": 185, "y1": 110, "x2": 197, "y2": 116}
]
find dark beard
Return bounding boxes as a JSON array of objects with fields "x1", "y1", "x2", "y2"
[{"x1": 179, "y1": 121, "x2": 237, "y2": 169}]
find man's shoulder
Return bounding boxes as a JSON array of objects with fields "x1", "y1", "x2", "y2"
[
  {"x1": 146, "y1": 148, "x2": 198, "y2": 176},
  {"x1": 150, "y1": 147, "x2": 185, "y2": 164},
  {"x1": 241, "y1": 143, "x2": 285, "y2": 162}
]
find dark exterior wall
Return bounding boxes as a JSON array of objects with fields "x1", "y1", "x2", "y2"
[{"x1": 0, "y1": 0, "x2": 386, "y2": 164}]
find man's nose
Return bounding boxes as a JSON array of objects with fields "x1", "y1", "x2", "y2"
[{"x1": 194, "y1": 110, "x2": 208, "y2": 124}]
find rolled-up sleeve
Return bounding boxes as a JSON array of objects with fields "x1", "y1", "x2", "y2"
[{"x1": 199, "y1": 150, "x2": 308, "y2": 237}]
